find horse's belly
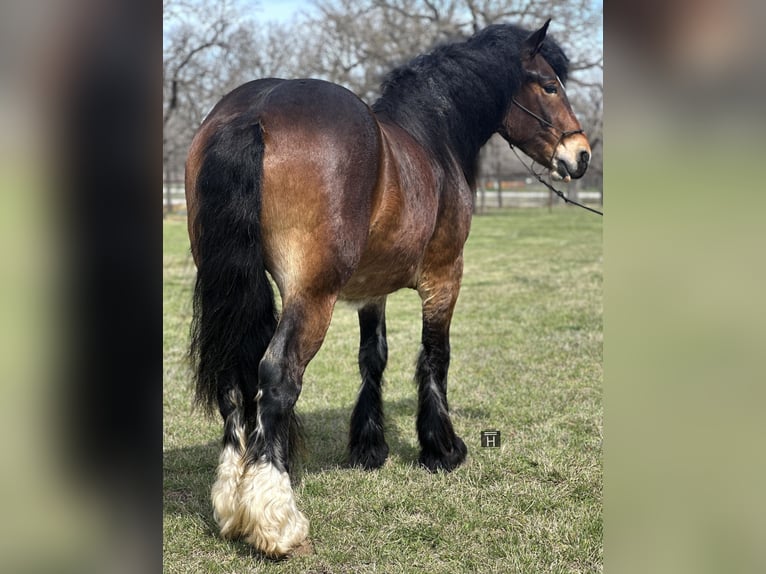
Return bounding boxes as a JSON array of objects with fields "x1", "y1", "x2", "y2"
[
  {"x1": 339, "y1": 254, "x2": 420, "y2": 301},
  {"x1": 339, "y1": 218, "x2": 431, "y2": 300}
]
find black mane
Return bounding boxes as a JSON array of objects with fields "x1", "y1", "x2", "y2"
[{"x1": 372, "y1": 24, "x2": 570, "y2": 183}]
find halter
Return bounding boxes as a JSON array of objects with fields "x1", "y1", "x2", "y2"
[
  {"x1": 508, "y1": 97, "x2": 602, "y2": 216},
  {"x1": 510, "y1": 97, "x2": 584, "y2": 139}
]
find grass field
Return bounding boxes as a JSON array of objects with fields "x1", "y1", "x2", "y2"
[{"x1": 163, "y1": 208, "x2": 602, "y2": 573}]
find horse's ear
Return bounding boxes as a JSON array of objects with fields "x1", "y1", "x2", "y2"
[{"x1": 524, "y1": 19, "x2": 551, "y2": 59}]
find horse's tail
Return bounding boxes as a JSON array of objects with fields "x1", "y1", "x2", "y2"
[{"x1": 189, "y1": 118, "x2": 277, "y2": 421}]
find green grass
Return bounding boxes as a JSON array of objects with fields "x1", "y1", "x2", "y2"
[{"x1": 163, "y1": 208, "x2": 602, "y2": 573}]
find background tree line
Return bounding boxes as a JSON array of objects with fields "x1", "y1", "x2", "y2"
[{"x1": 163, "y1": 0, "x2": 602, "y2": 207}]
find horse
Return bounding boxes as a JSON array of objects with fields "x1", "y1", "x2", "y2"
[{"x1": 184, "y1": 19, "x2": 590, "y2": 557}]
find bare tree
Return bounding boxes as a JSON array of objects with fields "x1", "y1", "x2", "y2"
[
  {"x1": 163, "y1": 0, "x2": 238, "y2": 211},
  {"x1": 570, "y1": 83, "x2": 603, "y2": 193},
  {"x1": 163, "y1": 0, "x2": 310, "y2": 211},
  {"x1": 307, "y1": 0, "x2": 601, "y2": 95}
]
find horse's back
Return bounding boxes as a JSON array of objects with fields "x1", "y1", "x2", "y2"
[{"x1": 195, "y1": 77, "x2": 379, "y2": 165}]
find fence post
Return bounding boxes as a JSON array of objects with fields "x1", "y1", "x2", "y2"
[
  {"x1": 570, "y1": 179, "x2": 580, "y2": 205},
  {"x1": 164, "y1": 169, "x2": 175, "y2": 216}
]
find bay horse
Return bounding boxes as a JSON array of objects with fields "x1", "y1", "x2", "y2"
[{"x1": 185, "y1": 20, "x2": 590, "y2": 557}]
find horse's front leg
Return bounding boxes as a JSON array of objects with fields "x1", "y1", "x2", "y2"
[{"x1": 415, "y1": 259, "x2": 467, "y2": 472}]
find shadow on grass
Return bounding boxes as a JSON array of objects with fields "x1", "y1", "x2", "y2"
[{"x1": 164, "y1": 396, "x2": 470, "y2": 556}]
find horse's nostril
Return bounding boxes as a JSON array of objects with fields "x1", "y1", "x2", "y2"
[{"x1": 580, "y1": 150, "x2": 590, "y2": 165}]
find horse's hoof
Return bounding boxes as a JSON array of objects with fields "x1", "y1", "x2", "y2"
[
  {"x1": 418, "y1": 435, "x2": 467, "y2": 472},
  {"x1": 236, "y1": 461, "x2": 310, "y2": 558},
  {"x1": 349, "y1": 441, "x2": 389, "y2": 470}
]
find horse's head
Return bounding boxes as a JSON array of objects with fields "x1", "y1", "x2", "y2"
[{"x1": 498, "y1": 20, "x2": 591, "y2": 182}]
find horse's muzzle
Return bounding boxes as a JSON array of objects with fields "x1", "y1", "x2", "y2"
[{"x1": 552, "y1": 137, "x2": 590, "y2": 182}]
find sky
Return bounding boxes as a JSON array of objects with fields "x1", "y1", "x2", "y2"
[{"x1": 250, "y1": 0, "x2": 316, "y2": 23}]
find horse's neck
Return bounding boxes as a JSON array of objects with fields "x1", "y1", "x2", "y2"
[
  {"x1": 376, "y1": 118, "x2": 477, "y2": 219},
  {"x1": 374, "y1": 106, "x2": 490, "y2": 192}
]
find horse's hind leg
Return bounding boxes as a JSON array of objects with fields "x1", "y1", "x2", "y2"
[
  {"x1": 416, "y1": 260, "x2": 468, "y2": 472},
  {"x1": 235, "y1": 293, "x2": 336, "y2": 556},
  {"x1": 210, "y1": 372, "x2": 248, "y2": 539},
  {"x1": 349, "y1": 298, "x2": 389, "y2": 469}
]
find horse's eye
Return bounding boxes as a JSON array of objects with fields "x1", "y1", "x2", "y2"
[{"x1": 543, "y1": 84, "x2": 558, "y2": 95}]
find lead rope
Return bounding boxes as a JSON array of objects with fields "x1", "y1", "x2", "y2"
[
  {"x1": 509, "y1": 98, "x2": 603, "y2": 216},
  {"x1": 510, "y1": 145, "x2": 604, "y2": 216}
]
